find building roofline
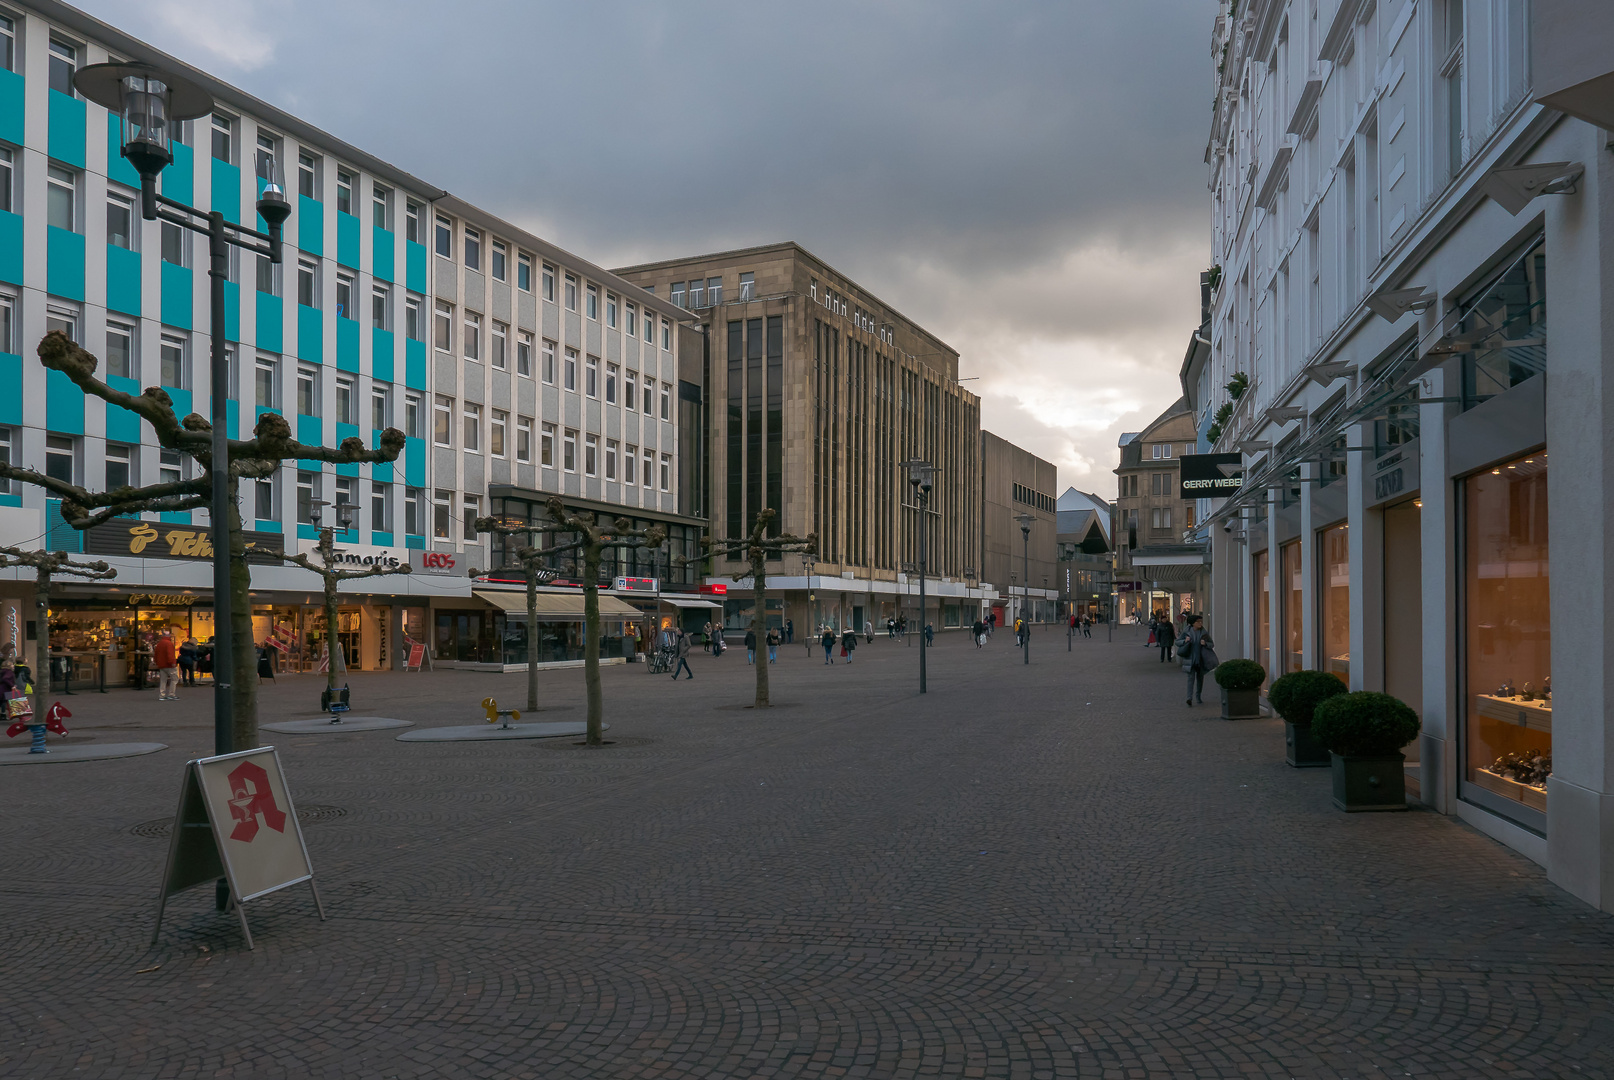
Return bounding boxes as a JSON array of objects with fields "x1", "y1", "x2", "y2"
[
  {"x1": 613, "y1": 240, "x2": 960, "y2": 360},
  {"x1": 36, "y1": 0, "x2": 448, "y2": 200}
]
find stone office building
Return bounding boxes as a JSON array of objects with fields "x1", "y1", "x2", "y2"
[
  {"x1": 980, "y1": 430, "x2": 1058, "y2": 627},
  {"x1": 614, "y1": 242, "x2": 985, "y2": 634},
  {"x1": 1111, "y1": 398, "x2": 1206, "y2": 621}
]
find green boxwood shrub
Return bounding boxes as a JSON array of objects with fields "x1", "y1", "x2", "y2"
[
  {"x1": 1311, "y1": 692, "x2": 1421, "y2": 757},
  {"x1": 1267, "y1": 670, "x2": 1348, "y2": 725},
  {"x1": 1213, "y1": 658, "x2": 1266, "y2": 690}
]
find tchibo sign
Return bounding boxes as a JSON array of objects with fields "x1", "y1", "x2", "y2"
[{"x1": 1178, "y1": 453, "x2": 1244, "y2": 498}]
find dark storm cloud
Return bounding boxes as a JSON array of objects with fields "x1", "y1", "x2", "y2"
[{"x1": 88, "y1": 0, "x2": 1217, "y2": 481}]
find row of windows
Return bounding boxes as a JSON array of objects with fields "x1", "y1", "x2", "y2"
[
  {"x1": 668, "y1": 272, "x2": 755, "y2": 309},
  {"x1": 1011, "y1": 483, "x2": 1055, "y2": 514},
  {"x1": 1117, "y1": 471, "x2": 1188, "y2": 500},
  {"x1": 809, "y1": 278, "x2": 895, "y2": 344}
]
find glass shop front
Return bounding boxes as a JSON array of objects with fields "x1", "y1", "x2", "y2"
[{"x1": 433, "y1": 608, "x2": 628, "y2": 666}]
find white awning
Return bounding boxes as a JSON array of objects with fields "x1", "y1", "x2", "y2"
[
  {"x1": 660, "y1": 596, "x2": 725, "y2": 610},
  {"x1": 473, "y1": 589, "x2": 642, "y2": 619}
]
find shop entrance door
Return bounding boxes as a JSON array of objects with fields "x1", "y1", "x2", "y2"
[{"x1": 337, "y1": 608, "x2": 362, "y2": 672}]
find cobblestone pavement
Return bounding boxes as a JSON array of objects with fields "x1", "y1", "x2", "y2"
[{"x1": 3, "y1": 626, "x2": 1612, "y2": 1079}]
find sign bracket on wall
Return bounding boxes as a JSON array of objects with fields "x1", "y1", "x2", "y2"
[{"x1": 152, "y1": 747, "x2": 325, "y2": 950}]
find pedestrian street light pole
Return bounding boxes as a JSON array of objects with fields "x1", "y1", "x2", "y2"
[
  {"x1": 1016, "y1": 513, "x2": 1035, "y2": 665},
  {"x1": 901, "y1": 459, "x2": 935, "y2": 694},
  {"x1": 76, "y1": 63, "x2": 292, "y2": 760},
  {"x1": 801, "y1": 551, "x2": 817, "y2": 652}
]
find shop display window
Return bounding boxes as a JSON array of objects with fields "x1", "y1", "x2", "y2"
[
  {"x1": 1319, "y1": 523, "x2": 1349, "y2": 683},
  {"x1": 1460, "y1": 247, "x2": 1546, "y2": 406},
  {"x1": 435, "y1": 610, "x2": 625, "y2": 665},
  {"x1": 1464, "y1": 452, "x2": 1550, "y2": 817},
  {"x1": 1281, "y1": 540, "x2": 1302, "y2": 673},
  {"x1": 1253, "y1": 549, "x2": 1270, "y2": 680}
]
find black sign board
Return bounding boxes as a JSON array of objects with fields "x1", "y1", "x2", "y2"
[
  {"x1": 83, "y1": 519, "x2": 286, "y2": 563},
  {"x1": 1179, "y1": 453, "x2": 1244, "y2": 499}
]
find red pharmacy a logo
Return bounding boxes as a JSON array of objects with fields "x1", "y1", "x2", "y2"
[{"x1": 226, "y1": 760, "x2": 288, "y2": 842}]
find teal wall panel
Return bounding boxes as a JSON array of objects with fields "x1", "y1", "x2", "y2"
[
  {"x1": 0, "y1": 69, "x2": 22, "y2": 146},
  {"x1": 210, "y1": 159, "x2": 241, "y2": 223},
  {"x1": 297, "y1": 304, "x2": 323, "y2": 362},
  {"x1": 297, "y1": 413, "x2": 323, "y2": 445},
  {"x1": 336, "y1": 212, "x2": 359, "y2": 269},
  {"x1": 373, "y1": 226, "x2": 394, "y2": 282},
  {"x1": 46, "y1": 367, "x2": 83, "y2": 435},
  {"x1": 161, "y1": 262, "x2": 193, "y2": 329},
  {"x1": 371, "y1": 530, "x2": 394, "y2": 546},
  {"x1": 406, "y1": 240, "x2": 426, "y2": 293},
  {"x1": 405, "y1": 534, "x2": 425, "y2": 549},
  {"x1": 370, "y1": 432, "x2": 394, "y2": 483},
  {"x1": 297, "y1": 195, "x2": 323, "y2": 256},
  {"x1": 335, "y1": 421, "x2": 360, "y2": 476},
  {"x1": 0, "y1": 353, "x2": 21, "y2": 426},
  {"x1": 371, "y1": 328, "x2": 394, "y2": 382},
  {"x1": 45, "y1": 501, "x2": 83, "y2": 553},
  {"x1": 298, "y1": 523, "x2": 321, "y2": 541},
  {"x1": 404, "y1": 337, "x2": 426, "y2": 389},
  {"x1": 226, "y1": 398, "x2": 239, "y2": 439},
  {"x1": 162, "y1": 142, "x2": 194, "y2": 205},
  {"x1": 163, "y1": 386, "x2": 192, "y2": 418},
  {"x1": 46, "y1": 226, "x2": 84, "y2": 301},
  {"x1": 47, "y1": 90, "x2": 85, "y2": 169},
  {"x1": 404, "y1": 435, "x2": 425, "y2": 487},
  {"x1": 336, "y1": 317, "x2": 359, "y2": 371},
  {"x1": 255, "y1": 291, "x2": 283, "y2": 353},
  {"x1": 159, "y1": 511, "x2": 192, "y2": 524},
  {"x1": 105, "y1": 244, "x2": 141, "y2": 316},
  {"x1": 223, "y1": 279, "x2": 240, "y2": 341},
  {"x1": 105, "y1": 374, "x2": 142, "y2": 443},
  {"x1": 0, "y1": 211, "x2": 20, "y2": 285},
  {"x1": 106, "y1": 115, "x2": 140, "y2": 189},
  {"x1": 254, "y1": 519, "x2": 283, "y2": 533}
]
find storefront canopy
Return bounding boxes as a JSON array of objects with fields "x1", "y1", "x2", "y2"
[
  {"x1": 659, "y1": 596, "x2": 725, "y2": 610},
  {"x1": 473, "y1": 589, "x2": 642, "y2": 620}
]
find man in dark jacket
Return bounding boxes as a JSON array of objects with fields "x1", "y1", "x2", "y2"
[
  {"x1": 744, "y1": 627, "x2": 758, "y2": 664},
  {"x1": 1157, "y1": 615, "x2": 1177, "y2": 663},
  {"x1": 1180, "y1": 615, "x2": 1214, "y2": 706},
  {"x1": 671, "y1": 630, "x2": 694, "y2": 680}
]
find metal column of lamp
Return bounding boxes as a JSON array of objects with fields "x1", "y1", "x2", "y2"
[
  {"x1": 75, "y1": 63, "x2": 292, "y2": 759},
  {"x1": 801, "y1": 552, "x2": 817, "y2": 652},
  {"x1": 903, "y1": 460, "x2": 934, "y2": 693},
  {"x1": 1015, "y1": 513, "x2": 1035, "y2": 665}
]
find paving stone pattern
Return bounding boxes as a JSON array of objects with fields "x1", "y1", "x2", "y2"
[{"x1": 2, "y1": 628, "x2": 1612, "y2": 1078}]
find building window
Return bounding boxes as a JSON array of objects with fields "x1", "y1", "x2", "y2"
[
  {"x1": 433, "y1": 489, "x2": 452, "y2": 539},
  {"x1": 211, "y1": 114, "x2": 233, "y2": 163},
  {"x1": 624, "y1": 445, "x2": 636, "y2": 486},
  {"x1": 642, "y1": 450, "x2": 653, "y2": 489},
  {"x1": 585, "y1": 356, "x2": 598, "y2": 397},
  {"x1": 434, "y1": 214, "x2": 452, "y2": 258},
  {"x1": 434, "y1": 300, "x2": 453, "y2": 352},
  {"x1": 491, "y1": 240, "x2": 506, "y2": 282},
  {"x1": 46, "y1": 306, "x2": 77, "y2": 343},
  {"x1": 462, "y1": 495, "x2": 480, "y2": 542},
  {"x1": 298, "y1": 152, "x2": 318, "y2": 199},
  {"x1": 106, "y1": 321, "x2": 135, "y2": 380},
  {"x1": 405, "y1": 201, "x2": 422, "y2": 244},
  {"x1": 335, "y1": 272, "x2": 354, "y2": 320},
  {"x1": 516, "y1": 416, "x2": 532, "y2": 463},
  {"x1": 255, "y1": 472, "x2": 277, "y2": 521},
  {"x1": 0, "y1": 15, "x2": 16, "y2": 74},
  {"x1": 564, "y1": 348, "x2": 578, "y2": 392},
  {"x1": 660, "y1": 453, "x2": 671, "y2": 492},
  {"x1": 661, "y1": 320, "x2": 670, "y2": 350},
  {"x1": 606, "y1": 294, "x2": 618, "y2": 327},
  {"x1": 490, "y1": 409, "x2": 507, "y2": 458},
  {"x1": 708, "y1": 277, "x2": 723, "y2": 305},
  {"x1": 372, "y1": 284, "x2": 391, "y2": 330},
  {"x1": 464, "y1": 226, "x2": 481, "y2": 271},
  {"x1": 402, "y1": 391, "x2": 423, "y2": 438},
  {"x1": 406, "y1": 296, "x2": 424, "y2": 341},
  {"x1": 107, "y1": 190, "x2": 135, "y2": 250},
  {"x1": 371, "y1": 481, "x2": 390, "y2": 531},
  {"x1": 372, "y1": 183, "x2": 391, "y2": 230},
  {"x1": 463, "y1": 311, "x2": 481, "y2": 361},
  {"x1": 48, "y1": 38, "x2": 77, "y2": 97},
  {"x1": 605, "y1": 440, "x2": 618, "y2": 481},
  {"x1": 434, "y1": 395, "x2": 452, "y2": 446},
  {"x1": 256, "y1": 253, "x2": 278, "y2": 296},
  {"x1": 562, "y1": 273, "x2": 578, "y2": 310},
  {"x1": 256, "y1": 356, "x2": 278, "y2": 409},
  {"x1": 160, "y1": 220, "x2": 187, "y2": 266},
  {"x1": 670, "y1": 281, "x2": 685, "y2": 308},
  {"x1": 586, "y1": 284, "x2": 598, "y2": 320},
  {"x1": 625, "y1": 304, "x2": 637, "y2": 337},
  {"x1": 335, "y1": 476, "x2": 356, "y2": 523},
  {"x1": 541, "y1": 423, "x2": 556, "y2": 468},
  {"x1": 254, "y1": 133, "x2": 279, "y2": 185},
  {"x1": 517, "y1": 252, "x2": 532, "y2": 291},
  {"x1": 660, "y1": 383, "x2": 670, "y2": 420},
  {"x1": 105, "y1": 443, "x2": 133, "y2": 489},
  {"x1": 298, "y1": 258, "x2": 318, "y2": 307},
  {"x1": 605, "y1": 363, "x2": 618, "y2": 405},
  {"x1": 584, "y1": 433, "x2": 598, "y2": 476},
  {"x1": 45, "y1": 435, "x2": 75, "y2": 484},
  {"x1": 562, "y1": 429, "x2": 577, "y2": 472},
  {"x1": 490, "y1": 321, "x2": 507, "y2": 369},
  {"x1": 160, "y1": 333, "x2": 186, "y2": 388},
  {"x1": 405, "y1": 487, "x2": 424, "y2": 535},
  {"x1": 336, "y1": 168, "x2": 357, "y2": 213},
  {"x1": 542, "y1": 263, "x2": 555, "y2": 301},
  {"x1": 297, "y1": 471, "x2": 317, "y2": 524},
  {"x1": 1443, "y1": 0, "x2": 1466, "y2": 173},
  {"x1": 542, "y1": 340, "x2": 556, "y2": 384},
  {"x1": 462, "y1": 401, "x2": 480, "y2": 452},
  {"x1": 642, "y1": 379, "x2": 654, "y2": 415},
  {"x1": 296, "y1": 365, "x2": 318, "y2": 415},
  {"x1": 644, "y1": 309, "x2": 654, "y2": 343},
  {"x1": 46, "y1": 165, "x2": 75, "y2": 232},
  {"x1": 0, "y1": 146, "x2": 13, "y2": 213},
  {"x1": 335, "y1": 376, "x2": 355, "y2": 425},
  {"x1": 158, "y1": 447, "x2": 183, "y2": 486},
  {"x1": 624, "y1": 372, "x2": 637, "y2": 413}
]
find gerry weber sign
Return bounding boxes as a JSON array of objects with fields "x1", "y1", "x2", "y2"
[
  {"x1": 294, "y1": 539, "x2": 405, "y2": 569},
  {"x1": 84, "y1": 520, "x2": 285, "y2": 563},
  {"x1": 1178, "y1": 453, "x2": 1244, "y2": 498}
]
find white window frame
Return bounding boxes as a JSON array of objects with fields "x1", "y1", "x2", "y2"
[
  {"x1": 516, "y1": 416, "x2": 532, "y2": 463},
  {"x1": 462, "y1": 401, "x2": 481, "y2": 452},
  {"x1": 434, "y1": 394, "x2": 453, "y2": 447},
  {"x1": 490, "y1": 408, "x2": 507, "y2": 458},
  {"x1": 584, "y1": 433, "x2": 599, "y2": 476}
]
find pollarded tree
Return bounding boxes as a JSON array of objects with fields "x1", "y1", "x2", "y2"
[
  {"x1": 271, "y1": 524, "x2": 413, "y2": 692},
  {"x1": 0, "y1": 330, "x2": 405, "y2": 749},
  {"x1": 0, "y1": 546, "x2": 116, "y2": 727},
  {"x1": 702, "y1": 509, "x2": 815, "y2": 708},
  {"x1": 470, "y1": 516, "x2": 562, "y2": 713}
]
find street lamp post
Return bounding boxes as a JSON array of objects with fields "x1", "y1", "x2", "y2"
[
  {"x1": 75, "y1": 64, "x2": 291, "y2": 760},
  {"x1": 802, "y1": 552, "x2": 816, "y2": 652},
  {"x1": 1016, "y1": 513, "x2": 1034, "y2": 665},
  {"x1": 903, "y1": 461, "x2": 934, "y2": 693}
]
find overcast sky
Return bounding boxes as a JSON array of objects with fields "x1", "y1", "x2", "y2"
[{"x1": 83, "y1": 0, "x2": 1216, "y2": 496}]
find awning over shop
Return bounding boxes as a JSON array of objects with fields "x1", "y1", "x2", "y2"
[
  {"x1": 659, "y1": 596, "x2": 725, "y2": 610},
  {"x1": 472, "y1": 589, "x2": 642, "y2": 619}
]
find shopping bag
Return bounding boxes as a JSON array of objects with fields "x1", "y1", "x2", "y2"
[{"x1": 5, "y1": 690, "x2": 32, "y2": 720}]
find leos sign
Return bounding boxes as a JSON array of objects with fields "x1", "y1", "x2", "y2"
[{"x1": 411, "y1": 550, "x2": 467, "y2": 576}]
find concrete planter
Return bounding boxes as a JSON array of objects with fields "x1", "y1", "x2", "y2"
[
  {"x1": 1329, "y1": 751, "x2": 1409, "y2": 812},
  {"x1": 1220, "y1": 687, "x2": 1261, "y2": 720},
  {"x1": 1285, "y1": 721, "x2": 1330, "y2": 768}
]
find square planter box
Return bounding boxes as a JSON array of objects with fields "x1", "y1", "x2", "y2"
[
  {"x1": 1330, "y1": 752, "x2": 1408, "y2": 811},
  {"x1": 1285, "y1": 721, "x2": 1330, "y2": 768},
  {"x1": 1221, "y1": 687, "x2": 1261, "y2": 720}
]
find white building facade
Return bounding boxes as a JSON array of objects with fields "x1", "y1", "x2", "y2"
[{"x1": 1191, "y1": 0, "x2": 1614, "y2": 912}]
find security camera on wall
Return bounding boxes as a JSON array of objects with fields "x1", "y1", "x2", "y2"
[{"x1": 1223, "y1": 519, "x2": 1235, "y2": 534}]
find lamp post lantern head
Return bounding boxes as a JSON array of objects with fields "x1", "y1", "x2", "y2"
[
  {"x1": 1015, "y1": 512, "x2": 1035, "y2": 539},
  {"x1": 905, "y1": 460, "x2": 934, "y2": 495},
  {"x1": 74, "y1": 63, "x2": 214, "y2": 219}
]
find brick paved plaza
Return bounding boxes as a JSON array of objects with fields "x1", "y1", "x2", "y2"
[{"x1": 3, "y1": 627, "x2": 1612, "y2": 1079}]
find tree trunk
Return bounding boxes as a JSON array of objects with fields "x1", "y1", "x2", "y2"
[
  {"x1": 228, "y1": 480, "x2": 259, "y2": 750},
  {"x1": 326, "y1": 581, "x2": 343, "y2": 690},
  {"x1": 526, "y1": 566, "x2": 539, "y2": 711},
  {"x1": 583, "y1": 546, "x2": 603, "y2": 745},
  {"x1": 753, "y1": 561, "x2": 769, "y2": 708},
  {"x1": 32, "y1": 569, "x2": 48, "y2": 726}
]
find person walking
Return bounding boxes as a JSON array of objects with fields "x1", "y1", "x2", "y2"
[
  {"x1": 971, "y1": 617, "x2": 985, "y2": 648},
  {"x1": 745, "y1": 626, "x2": 757, "y2": 664},
  {"x1": 177, "y1": 638, "x2": 198, "y2": 687},
  {"x1": 702, "y1": 620, "x2": 714, "y2": 654},
  {"x1": 1157, "y1": 614, "x2": 1177, "y2": 664},
  {"x1": 713, "y1": 625, "x2": 726, "y2": 657},
  {"x1": 1179, "y1": 614, "x2": 1215, "y2": 706},
  {"x1": 785, "y1": 618, "x2": 794, "y2": 645},
  {"x1": 671, "y1": 629, "x2": 694, "y2": 680},
  {"x1": 863, "y1": 619, "x2": 873, "y2": 645},
  {"x1": 821, "y1": 625, "x2": 836, "y2": 664},
  {"x1": 887, "y1": 616, "x2": 896, "y2": 639},
  {"x1": 1083, "y1": 616, "x2": 1092, "y2": 639},
  {"x1": 766, "y1": 626, "x2": 780, "y2": 663},
  {"x1": 924, "y1": 622, "x2": 935, "y2": 647},
  {"x1": 841, "y1": 626, "x2": 857, "y2": 664},
  {"x1": 153, "y1": 631, "x2": 179, "y2": 700}
]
